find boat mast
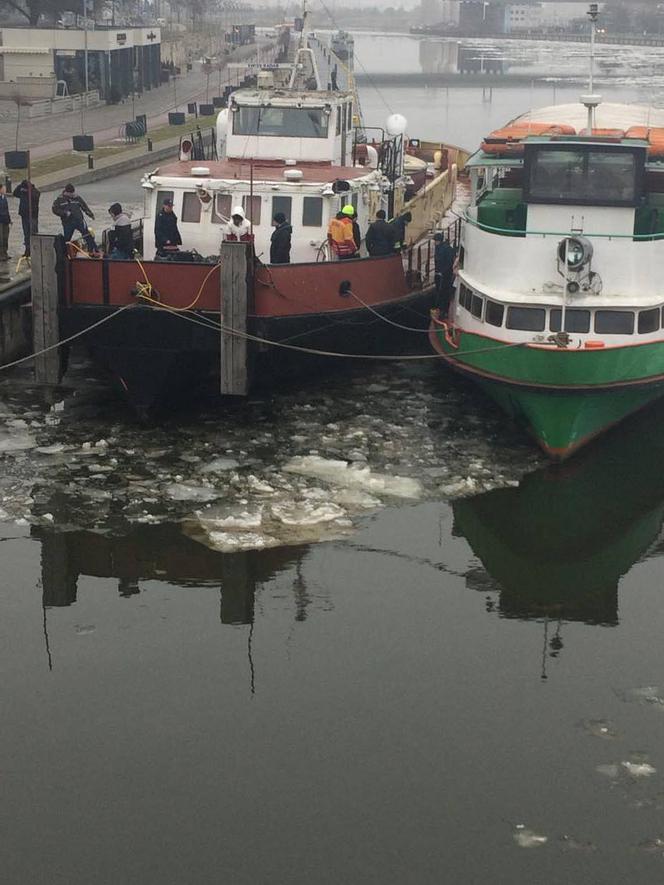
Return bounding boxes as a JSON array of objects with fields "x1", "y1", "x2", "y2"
[{"x1": 582, "y1": 3, "x2": 601, "y2": 133}]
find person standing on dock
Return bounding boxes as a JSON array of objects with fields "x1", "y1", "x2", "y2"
[
  {"x1": 154, "y1": 198, "x2": 182, "y2": 257},
  {"x1": 52, "y1": 184, "x2": 96, "y2": 251},
  {"x1": 433, "y1": 232, "x2": 456, "y2": 316},
  {"x1": 0, "y1": 184, "x2": 11, "y2": 262},
  {"x1": 366, "y1": 210, "x2": 397, "y2": 256},
  {"x1": 270, "y1": 212, "x2": 292, "y2": 264},
  {"x1": 12, "y1": 180, "x2": 40, "y2": 258}
]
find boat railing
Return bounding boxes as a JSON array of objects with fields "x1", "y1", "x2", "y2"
[
  {"x1": 404, "y1": 217, "x2": 462, "y2": 289},
  {"x1": 464, "y1": 210, "x2": 664, "y2": 242}
]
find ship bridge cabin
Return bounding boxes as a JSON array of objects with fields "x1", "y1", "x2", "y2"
[{"x1": 456, "y1": 104, "x2": 664, "y2": 345}]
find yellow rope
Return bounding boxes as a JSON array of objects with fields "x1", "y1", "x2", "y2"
[{"x1": 133, "y1": 256, "x2": 221, "y2": 312}]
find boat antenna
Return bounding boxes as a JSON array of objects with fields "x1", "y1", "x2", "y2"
[{"x1": 581, "y1": 3, "x2": 601, "y2": 134}]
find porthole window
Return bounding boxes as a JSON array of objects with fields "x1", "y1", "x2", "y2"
[
  {"x1": 550, "y1": 308, "x2": 591, "y2": 333},
  {"x1": 638, "y1": 308, "x2": 660, "y2": 334},
  {"x1": 506, "y1": 306, "x2": 546, "y2": 332},
  {"x1": 595, "y1": 310, "x2": 635, "y2": 335}
]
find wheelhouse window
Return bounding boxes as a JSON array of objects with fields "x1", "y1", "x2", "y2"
[
  {"x1": 233, "y1": 105, "x2": 329, "y2": 138},
  {"x1": 242, "y1": 195, "x2": 261, "y2": 225},
  {"x1": 638, "y1": 308, "x2": 660, "y2": 334},
  {"x1": 181, "y1": 192, "x2": 201, "y2": 223},
  {"x1": 485, "y1": 300, "x2": 505, "y2": 327},
  {"x1": 524, "y1": 145, "x2": 644, "y2": 207},
  {"x1": 506, "y1": 306, "x2": 546, "y2": 332},
  {"x1": 212, "y1": 193, "x2": 232, "y2": 224},
  {"x1": 272, "y1": 195, "x2": 292, "y2": 222},
  {"x1": 302, "y1": 196, "x2": 323, "y2": 227},
  {"x1": 550, "y1": 308, "x2": 591, "y2": 333},
  {"x1": 594, "y1": 310, "x2": 635, "y2": 335}
]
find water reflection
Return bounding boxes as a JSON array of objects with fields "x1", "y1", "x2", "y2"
[
  {"x1": 419, "y1": 40, "x2": 506, "y2": 76},
  {"x1": 32, "y1": 523, "x2": 309, "y2": 625},
  {"x1": 454, "y1": 400, "x2": 664, "y2": 630}
]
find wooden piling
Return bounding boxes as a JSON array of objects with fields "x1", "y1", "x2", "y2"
[
  {"x1": 31, "y1": 235, "x2": 62, "y2": 385},
  {"x1": 219, "y1": 241, "x2": 251, "y2": 395}
]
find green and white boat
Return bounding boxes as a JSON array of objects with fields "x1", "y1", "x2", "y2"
[{"x1": 430, "y1": 5, "x2": 664, "y2": 459}]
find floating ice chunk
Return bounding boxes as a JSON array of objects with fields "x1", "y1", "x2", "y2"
[
  {"x1": 247, "y1": 475, "x2": 275, "y2": 494},
  {"x1": 622, "y1": 761, "x2": 656, "y2": 778},
  {"x1": 200, "y1": 457, "x2": 239, "y2": 473},
  {"x1": 513, "y1": 825, "x2": 548, "y2": 848},
  {"x1": 271, "y1": 501, "x2": 346, "y2": 526},
  {"x1": 207, "y1": 531, "x2": 279, "y2": 551},
  {"x1": 6, "y1": 419, "x2": 28, "y2": 429},
  {"x1": 197, "y1": 509, "x2": 263, "y2": 530},
  {"x1": 36, "y1": 444, "x2": 66, "y2": 455},
  {"x1": 283, "y1": 455, "x2": 421, "y2": 499},
  {"x1": 332, "y1": 488, "x2": 381, "y2": 509},
  {"x1": 0, "y1": 432, "x2": 36, "y2": 453},
  {"x1": 165, "y1": 483, "x2": 220, "y2": 502},
  {"x1": 0, "y1": 506, "x2": 10, "y2": 520},
  {"x1": 94, "y1": 439, "x2": 108, "y2": 449},
  {"x1": 42, "y1": 513, "x2": 54, "y2": 522},
  {"x1": 439, "y1": 476, "x2": 478, "y2": 498}
]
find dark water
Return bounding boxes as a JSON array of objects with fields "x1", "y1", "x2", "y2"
[{"x1": 5, "y1": 32, "x2": 664, "y2": 884}]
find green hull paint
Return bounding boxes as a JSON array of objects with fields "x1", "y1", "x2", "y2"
[{"x1": 434, "y1": 327, "x2": 664, "y2": 456}]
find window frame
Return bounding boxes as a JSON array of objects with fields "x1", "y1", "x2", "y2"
[
  {"x1": 242, "y1": 194, "x2": 262, "y2": 225},
  {"x1": 638, "y1": 308, "x2": 660, "y2": 335},
  {"x1": 302, "y1": 196, "x2": 323, "y2": 227},
  {"x1": 212, "y1": 193, "x2": 232, "y2": 224},
  {"x1": 181, "y1": 191, "x2": 202, "y2": 223},
  {"x1": 505, "y1": 305, "x2": 546, "y2": 332},
  {"x1": 549, "y1": 308, "x2": 591, "y2": 334},
  {"x1": 523, "y1": 143, "x2": 646, "y2": 209},
  {"x1": 594, "y1": 310, "x2": 635, "y2": 335}
]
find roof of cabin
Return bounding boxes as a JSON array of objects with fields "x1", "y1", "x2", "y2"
[
  {"x1": 515, "y1": 102, "x2": 664, "y2": 130},
  {"x1": 154, "y1": 160, "x2": 374, "y2": 184}
]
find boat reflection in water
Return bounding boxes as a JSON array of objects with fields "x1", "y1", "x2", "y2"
[
  {"x1": 453, "y1": 400, "x2": 664, "y2": 639},
  {"x1": 32, "y1": 523, "x2": 311, "y2": 626}
]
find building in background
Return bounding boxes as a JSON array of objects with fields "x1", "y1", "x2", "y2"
[{"x1": 0, "y1": 26, "x2": 161, "y2": 102}]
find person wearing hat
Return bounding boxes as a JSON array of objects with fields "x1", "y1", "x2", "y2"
[
  {"x1": 365, "y1": 209, "x2": 397, "y2": 256},
  {"x1": 270, "y1": 211, "x2": 292, "y2": 264},
  {"x1": 222, "y1": 205, "x2": 252, "y2": 242},
  {"x1": 345, "y1": 205, "x2": 362, "y2": 252},
  {"x1": 327, "y1": 207, "x2": 358, "y2": 259},
  {"x1": 108, "y1": 203, "x2": 134, "y2": 260},
  {"x1": 52, "y1": 183, "x2": 95, "y2": 249},
  {"x1": 433, "y1": 231, "x2": 456, "y2": 316},
  {"x1": 154, "y1": 197, "x2": 182, "y2": 257},
  {"x1": 12, "y1": 179, "x2": 40, "y2": 258}
]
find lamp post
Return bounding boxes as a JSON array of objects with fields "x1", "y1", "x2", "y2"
[{"x1": 81, "y1": 0, "x2": 89, "y2": 134}]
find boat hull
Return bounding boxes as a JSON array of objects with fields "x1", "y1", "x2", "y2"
[
  {"x1": 60, "y1": 288, "x2": 434, "y2": 412},
  {"x1": 430, "y1": 322, "x2": 664, "y2": 458}
]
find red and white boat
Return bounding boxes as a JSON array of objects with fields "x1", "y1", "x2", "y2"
[{"x1": 58, "y1": 31, "x2": 466, "y2": 411}]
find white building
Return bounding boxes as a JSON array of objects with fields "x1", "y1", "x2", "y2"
[{"x1": 0, "y1": 27, "x2": 162, "y2": 101}]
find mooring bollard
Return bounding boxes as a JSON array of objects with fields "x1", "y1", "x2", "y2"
[
  {"x1": 147, "y1": 138, "x2": 153, "y2": 152},
  {"x1": 87, "y1": 154, "x2": 94, "y2": 170}
]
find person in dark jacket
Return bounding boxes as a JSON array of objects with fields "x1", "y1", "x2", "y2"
[
  {"x1": 433, "y1": 232, "x2": 457, "y2": 315},
  {"x1": 52, "y1": 184, "x2": 96, "y2": 251},
  {"x1": 390, "y1": 210, "x2": 412, "y2": 250},
  {"x1": 365, "y1": 210, "x2": 397, "y2": 256},
  {"x1": 154, "y1": 198, "x2": 182, "y2": 257},
  {"x1": 270, "y1": 212, "x2": 292, "y2": 264},
  {"x1": 12, "y1": 179, "x2": 39, "y2": 257},
  {"x1": 108, "y1": 202, "x2": 134, "y2": 259},
  {"x1": 0, "y1": 183, "x2": 11, "y2": 261}
]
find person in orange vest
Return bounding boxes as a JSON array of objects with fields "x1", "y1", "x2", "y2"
[{"x1": 327, "y1": 206, "x2": 358, "y2": 259}]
